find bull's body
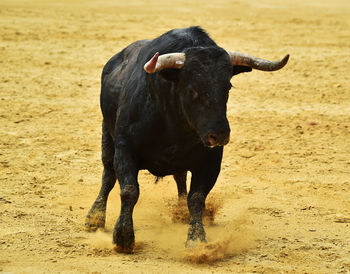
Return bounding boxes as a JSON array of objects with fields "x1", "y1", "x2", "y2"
[
  {"x1": 102, "y1": 49, "x2": 217, "y2": 176},
  {"x1": 85, "y1": 27, "x2": 288, "y2": 252}
]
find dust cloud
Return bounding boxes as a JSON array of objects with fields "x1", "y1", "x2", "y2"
[
  {"x1": 169, "y1": 196, "x2": 222, "y2": 225},
  {"x1": 86, "y1": 179, "x2": 255, "y2": 264},
  {"x1": 88, "y1": 230, "x2": 114, "y2": 250},
  {"x1": 185, "y1": 213, "x2": 257, "y2": 264}
]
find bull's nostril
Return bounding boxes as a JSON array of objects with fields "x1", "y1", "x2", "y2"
[
  {"x1": 206, "y1": 132, "x2": 230, "y2": 147},
  {"x1": 207, "y1": 133, "x2": 217, "y2": 146},
  {"x1": 208, "y1": 134, "x2": 217, "y2": 141}
]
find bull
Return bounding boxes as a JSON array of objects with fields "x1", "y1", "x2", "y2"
[{"x1": 85, "y1": 26, "x2": 289, "y2": 252}]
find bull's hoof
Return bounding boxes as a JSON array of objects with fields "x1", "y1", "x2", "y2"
[
  {"x1": 84, "y1": 211, "x2": 105, "y2": 231},
  {"x1": 185, "y1": 237, "x2": 208, "y2": 248},
  {"x1": 113, "y1": 218, "x2": 135, "y2": 253},
  {"x1": 187, "y1": 222, "x2": 206, "y2": 245},
  {"x1": 113, "y1": 244, "x2": 134, "y2": 254},
  {"x1": 185, "y1": 239, "x2": 197, "y2": 248}
]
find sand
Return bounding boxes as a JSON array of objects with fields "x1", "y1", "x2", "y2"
[{"x1": 0, "y1": 0, "x2": 349, "y2": 272}]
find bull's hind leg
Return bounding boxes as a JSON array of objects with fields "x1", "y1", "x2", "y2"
[
  {"x1": 174, "y1": 171, "x2": 187, "y2": 199},
  {"x1": 85, "y1": 122, "x2": 116, "y2": 231},
  {"x1": 186, "y1": 148, "x2": 222, "y2": 246}
]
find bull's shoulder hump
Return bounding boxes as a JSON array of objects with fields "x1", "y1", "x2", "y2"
[{"x1": 102, "y1": 39, "x2": 151, "y2": 76}]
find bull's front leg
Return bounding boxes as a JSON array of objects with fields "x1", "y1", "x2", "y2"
[
  {"x1": 113, "y1": 139, "x2": 139, "y2": 253},
  {"x1": 186, "y1": 147, "x2": 223, "y2": 246}
]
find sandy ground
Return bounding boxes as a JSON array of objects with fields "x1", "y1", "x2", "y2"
[{"x1": 1, "y1": 0, "x2": 350, "y2": 273}]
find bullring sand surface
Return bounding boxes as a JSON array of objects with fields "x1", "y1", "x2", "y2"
[{"x1": 0, "y1": 0, "x2": 349, "y2": 273}]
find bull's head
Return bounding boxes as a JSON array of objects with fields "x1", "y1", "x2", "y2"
[{"x1": 144, "y1": 47, "x2": 289, "y2": 148}]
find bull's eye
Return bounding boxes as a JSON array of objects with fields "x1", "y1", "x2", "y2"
[{"x1": 189, "y1": 89, "x2": 198, "y2": 100}]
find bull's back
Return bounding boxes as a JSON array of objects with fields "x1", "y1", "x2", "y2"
[
  {"x1": 100, "y1": 39, "x2": 150, "y2": 132},
  {"x1": 102, "y1": 39, "x2": 150, "y2": 79}
]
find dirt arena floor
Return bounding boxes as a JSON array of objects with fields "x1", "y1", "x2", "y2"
[{"x1": 1, "y1": 0, "x2": 349, "y2": 273}]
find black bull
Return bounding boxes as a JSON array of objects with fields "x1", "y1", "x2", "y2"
[{"x1": 85, "y1": 26, "x2": 289, "y2": 252}]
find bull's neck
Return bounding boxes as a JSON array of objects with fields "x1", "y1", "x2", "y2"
[{"x1": 151, "y1": 82, "x2": 194, "y2": 135}]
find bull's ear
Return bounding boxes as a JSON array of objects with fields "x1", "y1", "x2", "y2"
[
  {"x1": 159, "y1": 68, "x2": 180, "y2": 82},
  {"x1": 232, "y1": 65, "x2": 252, "y2": 76}
]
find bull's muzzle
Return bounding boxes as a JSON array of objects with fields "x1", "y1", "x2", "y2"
[{"x1": 206, "y1": 132, "x2": 230, "y2": 147}]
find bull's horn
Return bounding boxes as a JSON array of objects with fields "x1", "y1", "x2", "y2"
[
  {"x1": 228, "y1": 51, "x2": 289, "y2": 71},
  {"x1": 144, "y1": 52, "x2": 185, "y2": 73}
]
